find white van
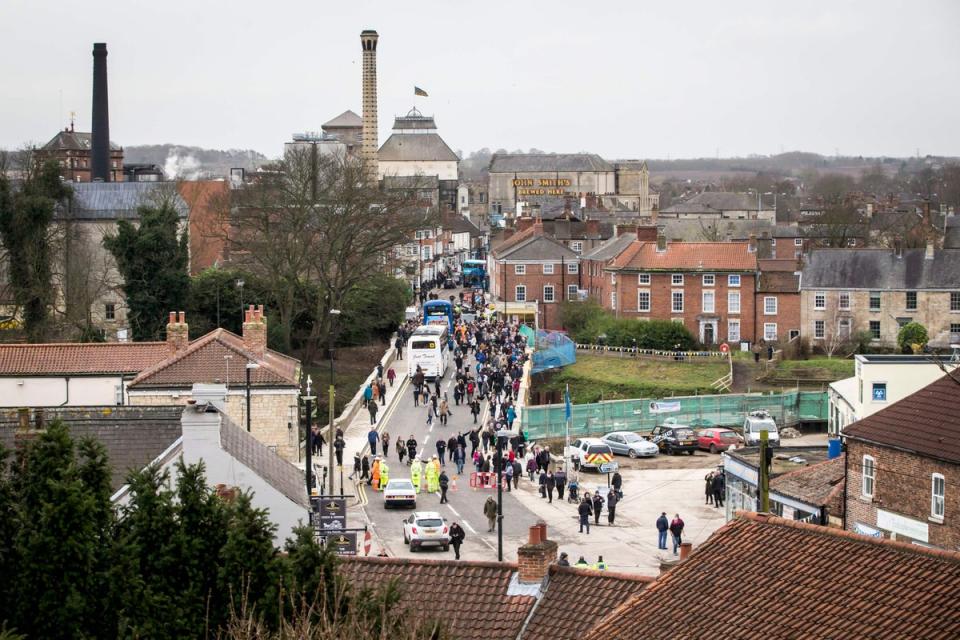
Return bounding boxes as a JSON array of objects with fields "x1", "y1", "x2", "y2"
[
  {"x1": 564, "y1": 438, "x2": 614, "y2": 471},
  {"x1": 742, "y1": 411, "x2": 780, "y2": 446}
]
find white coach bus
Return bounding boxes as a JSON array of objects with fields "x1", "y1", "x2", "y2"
[{"x1": 408, "y1": 325, "x2": 449, "y2": 380}]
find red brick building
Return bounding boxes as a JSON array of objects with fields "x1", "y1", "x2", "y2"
[
  {"x1": 489, "y1": 221, "x2": 580, "y2": 330},
  {"x1": 843, "y1": 373, "x2": 960, "y2": 549},
  {"x1": 754, "y1": 259, "x2": 801, "y2": 344},
  {"x1": 603, "y1": 236, "x2": 758, "y2": 345},
  {"x1": 37, "y1": 127, "x2": 124, "y2": 183}
]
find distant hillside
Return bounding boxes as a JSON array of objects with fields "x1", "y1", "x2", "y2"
[{"x1": 124, "y1": 144, "x2": 269, "y2": 179}]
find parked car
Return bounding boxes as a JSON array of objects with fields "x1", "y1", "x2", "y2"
[
  {"x1": 564, "y1": 438, "x2": 615, "y2": 471},
  {"x1": 696, "y1": 428, "x2": 744, "y2": 454},
  {"x1": 402, "y1": 511, "x2": 450, "y2": 551},
  {"x1": 649, "y1": 425, "x2": 698, "y2": 455},
  {"x1": 742, "y1": 411, "x2": 780, "y2": 446},
  {"x1": 383, "y1": 479, "x2": 417, "y2": 509},
  {"x1": 443, "y1": 278, "x2": 456, "y2": 289},
  {"x1": 601, "y1": 431, "x2": 659, "y2": 458}
]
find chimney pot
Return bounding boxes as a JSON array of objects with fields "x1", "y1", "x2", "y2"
[
  {"x1": 528, "y1": 525, "x2": 541, "y2": 545},
  {"x1": 679, "y1": 541, "x2": 693, "y2": 561},
  {"x1": 925, "y1": 241, "x2": 935, "y2": 260},
  {"x1": 178, "y1": 311, "x2": 185, "y2": 324}
]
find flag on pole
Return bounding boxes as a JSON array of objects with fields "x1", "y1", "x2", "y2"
[
  {"x1": 414, "y1": 86, "x2": 429, "y2": 97},
  {"x1": 564, "y1": 385, "x2": 572, "y2": 421}
]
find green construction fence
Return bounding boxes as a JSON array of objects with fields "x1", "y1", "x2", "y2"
[{"x1": 522, "y1": 390, "x2": 828, "y2": 440}]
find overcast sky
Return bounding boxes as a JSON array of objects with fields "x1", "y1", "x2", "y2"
[{"x1": 3, "y1": 0, "x2": 959, "y2": 160}]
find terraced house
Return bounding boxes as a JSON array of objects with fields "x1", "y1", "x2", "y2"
[{"x1": 801, "y1": 240, "x2": 960, "y2": 349}]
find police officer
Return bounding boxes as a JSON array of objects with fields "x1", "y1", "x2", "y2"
[{"x1": 591, "y1": 555, "x2": 608, "y2": 571}]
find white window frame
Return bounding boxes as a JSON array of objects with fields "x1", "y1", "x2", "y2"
[
  {"x1": 422, "y1": 245, "x2": 432, "y2": 260},
  {"x1": 764, "y1": 323, "x2": 777, "y2": 341},
  {"x1": 862, "y1": 455, "x2": 876, "y2": 498},
  {"x1": 570, "y1": 241, "x2": 583, "y2": 253},
  {"x1": 638, "y1": 290, "x2": 651, "y2": 313},
  {"x1": 567, "y1": 262, "x2": 578, "y2": 274},
  {"x1": 542, "y1": 263, "x2": 554, "y2": 275},
  {"x1": 814, "y1": 292, "x2": 826, "y2": 310},
  {"x1": 514, "y1": 264, "x2": 526, "y2": 275},
  {"x1": 638, "y1": 273, "x2": 651, "y2": 285},
  {"x1": 932, "y1": 473, "x2": 945, "y2": 521},
  {"x1": 611, "y1": 291, "x2": 617, "y2": 311},
  {"x1": 764, "y1": 296, "x2": 778, "y2": 315},
  {"x1": 814, "y1": 320, "x2": 825, "y2": 339},
  {"x1": 728, "y1": 274, "x2": 741, "y2": 287},
  {"x1": 728, "y1": 291, "x2": 741, "y2": 314},
  {"x1": 794, "y1": 238, "x2": 803, "y2": 247},
  {"x1": 671, "y1": 290, "x2": 684, "y2": 313},
  {"x1": 515, "y1": 285, "x2": 526, "y2": 302},
  {"x1": 839, "y1": 291, "x2": 851, "y2": 311},
  {"x1": 567, "y1": 284, "x2": 578, "y2": 300},
  {"x1": 672, "y1": 274, "x2": 684, "y2": 286},
  {"x1": 702, "y1": 274, "x2": 715, "y2": 287},
  {"x1": 702, "y1": 290, "x2": 715, "y2": 313},
  {"x1": 728, "y1": 319, "x2": 741, "y2": 343},
  {"x1": 543, "y1": 285, "x2": 555, "y2": 303}
]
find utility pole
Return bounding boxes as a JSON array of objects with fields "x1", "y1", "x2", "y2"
[{"x1": 759, "y1": 429, "x2": 771, "y2": 513}]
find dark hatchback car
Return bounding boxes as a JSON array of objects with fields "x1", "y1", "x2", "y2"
[{"x1": 649, "y1": 425, "x2": 698, "y2": 455}]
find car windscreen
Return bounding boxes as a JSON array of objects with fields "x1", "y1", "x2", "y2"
[
  {"x1": 390, "y1": 481, "x2": 414, "y2": 490},
  {"x1": 719, "y1": 431, "x2": 740, "y2": 439},
  {"x1": 411, "y1": 340, "x2": 436, "y2": 350},
  {"x1": 587, "y1": 445, "x2": 611, "y2": 454},
  {"x1": 623, "y1": 434, "x2": 642, "y2": 443},
  {"x1": 748, "y1": 420, "x2": 777, "y2": 432},
  {"x1": 674, "y1": 429, "x2": 694, "y2": 439},
  {"x1": 416, "y1": 518, "x2": 443, "y2": 527}
]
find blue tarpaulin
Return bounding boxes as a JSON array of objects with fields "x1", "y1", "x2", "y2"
[{"x1": 531, "y1": 330, "x2": 576, "y2": 374}]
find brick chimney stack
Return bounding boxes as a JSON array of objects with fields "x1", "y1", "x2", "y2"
[
  {"x1": 166, "y1": 311, "x2": 189, "y2": 355},
  {"x1": 360, "y1": 30, "x2": 380, "y2": 183},
  {"x1": 636, "y1": 225, "x2": 658, "y2": 242},
  {"x1": 243, "y1": 305, "x2": 267, "y2": 358},
  {"x1": 517, "y1": 522, "x2": 558, "y2": 584}
]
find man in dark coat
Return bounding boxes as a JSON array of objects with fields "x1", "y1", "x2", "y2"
[
  {"x1": 656, "y1": 512, "x2": 669, "y2": 549},
  {"x1": 611, "y1": 471, "x2": 623, "y2": 499},
  {"x1": 712, "y1": 472, "x2": 725, "y2": 508},
  {"x1": 592, "y1": 492, "x2": 604, "y2": 526},
  {"x1": 606, "y1": 490, "x2": 618, "y2": 525},
  {"x1": 545, "y1": 471, "x2": 556, "y2": 504},
  {"x1": 554, "y1": 469, "x2": 567, "y2": 500},
  {"x1": 578, "y1": 497, "x2": 592, "y2": 534},
  {"x1": 439, "y1": 470, "x2": 450, "y2": 504},
  {"x1": 449, "y1": 522, "x2": 465, "y2": 559}
]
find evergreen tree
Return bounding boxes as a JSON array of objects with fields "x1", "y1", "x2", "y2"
[
  {"x1": 0, "y1": 445, "x2": 19, "y2": 629},
  {"x1": 0, "y1": 159, "x2": 71, "y2": 342},
  {"x1": 103, "y1": 200, "x2": 189, "y2": 341}
]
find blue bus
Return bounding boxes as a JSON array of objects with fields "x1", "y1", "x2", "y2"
[
  {"x1": 462, "y1": 259, "x2": 487, "y2": 288},
  {"x1": 423, "y1": 299, "x2": 455, "y2": 332}
]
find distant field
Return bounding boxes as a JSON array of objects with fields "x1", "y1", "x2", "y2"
[{"x1": 537, "y1": 354, "x2": 729, "y2": 404}]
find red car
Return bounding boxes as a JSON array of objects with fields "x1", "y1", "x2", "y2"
[{"x1": 696, "y1": 428, "x2": 744, "y2": 454}]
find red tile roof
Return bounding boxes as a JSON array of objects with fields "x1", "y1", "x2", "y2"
[
  {"x1": 129, "y1": 329, "x2": 299, "y2": 388},
  {"x1": 843, "y1": 373, "x2": 960, "y2": 464},
  {"x1": 0, "y1": 342, "x2": 169, "y2": 375},
  {"x1": 608, "y1": 241, "x2": 757, "y2": 272},
  {"x1": 769, "y1": 454, "x2": 845, "y2": 508},
  {"x1": 492, "y1": 225, "x2": 539, "y2": 258},
  {"x1": 585, "y1": 512, "x2": 960, "y2": 640},
  {"x1": 338, "y1": 557, "x2": 535, "y2": 640},
  {"x1": 521, "y1": 566, "x2": 652, "y2": 640}
]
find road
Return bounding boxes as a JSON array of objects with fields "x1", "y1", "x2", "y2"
[{"x1": 354, "y1": 315, "x2": 541, "y2": 561}]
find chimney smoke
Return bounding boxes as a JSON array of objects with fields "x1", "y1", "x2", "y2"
[{"x1": 91, "y1": 43, "x2": 111, "y2": 182}]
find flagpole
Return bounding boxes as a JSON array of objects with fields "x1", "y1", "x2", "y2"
[{"x1": 564, "y1": 384, "x2": 572, "y2": 476}]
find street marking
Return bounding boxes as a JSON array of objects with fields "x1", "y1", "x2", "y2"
[
  {"x1": 460, "y1": 518, "x2": 477, "y2": 534},
  {"x1": 447, "y1": 505, "x2": 461, "y2": 517}
]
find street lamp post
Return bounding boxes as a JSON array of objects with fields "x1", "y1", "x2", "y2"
[
  {"x1": 495, "y1": 428, "x2": 511, "y2": 562},
  {"x1": 304, "y1": 375, "x2": 315, "y2": 495},
  {"x1": 245, "y1": 362, "x2": 260, "y2": 432},
  {"x1": 328, "y1": 308, "x2": 341, "y2": 496}
]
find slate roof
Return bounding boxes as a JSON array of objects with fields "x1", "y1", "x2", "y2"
[
  {"x1": 218, "y1": 410, "x2": 308, "y2": 508},
  {"x1": 803, "y1": 248, "x2": 960, "y2": 289},
  {"x1": 757, "y1": 271, "x2": 800, "y2": 293},
  {"x1": 378, "y1": 133, "x2": 458, "y2": 162},
  {"x1": 608, "y1": 241, "x2": 757, "y2": 272},
  {"x1": 521, "y1": 566, "x2": 651, "y2": 640},
  {"x1": 661, "y1": 191, "x2": 768, "y2": 214},
  {"x1": 42, "y1": 130, "x2": 121, "y2": 151},
  {"x1": 769, "y1": 455, "x2": 845, "y2": 509},
  {"x1": 338, "y1": 557, "x2": 534, "y2": 640},
  {"x1": 545, "y1": 219, "x2": 614, "y2": 241},
  {"x1": 497, "y1": 234, "x2": 578, "y2": 262},
  {"x1": 582, "y1": 233, "x2": 636, "y2": 262},
  {"x1": 843, "y1": 373, "x2": 960, "y2": 464},
  {"x1": 0, "y1": 406, "x2": 183, "y2": 491},
  {"x1": 658, "y1": 218, "x2": 773, "y2": 242},
  {"x1": 0, "y1": 342, "x2": 169, "y2": 375},
  {"x1": 445, "y1": 215, "x2": 483, "y2": 237},
  {"x1": 129, "y1": 329, "x2": 299, "y2": 389},
  {"x1": 68, "y1": 182, "x2": 189, "y2": 221},
  {"x1": 585, "y1": 512, "x2": 960, "y2": 640},
  {"x1": 322, "y1": 110, "x2": 363, "y2": 128},
  {"x1": 489, "y1": 153, "x2": 613, "y2": 174}
]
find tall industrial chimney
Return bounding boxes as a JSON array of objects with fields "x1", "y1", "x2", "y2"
[
  {"x1": 360, "y1": 30, "x2": 379, "y2": 184},
  {"x1": 91, "y1": 42, "x2": 111, "y2": 182}
]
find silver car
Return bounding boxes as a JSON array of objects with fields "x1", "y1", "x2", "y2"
[{"x1": 602, "y1": 431, "x2": 659, "y2": 458}]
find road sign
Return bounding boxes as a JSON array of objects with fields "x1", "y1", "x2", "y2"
[
  {"x1": 363, "y1": 529, "x2": 372, "y2": 556},
  {"x1": 599, "y1": 461, "x2": 619, "y2": 474},
  {"x1": 719, "y1": 342, "x2": 730, "y2": 354}
]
